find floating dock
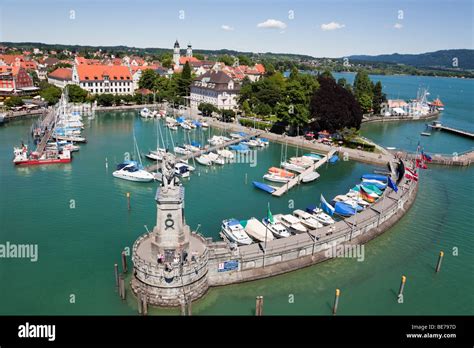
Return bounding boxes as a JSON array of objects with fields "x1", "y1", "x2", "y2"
[
  {"x1": 145, "y1": 131, "x2": 262, "y2": 172},
  {"x1": 428, "y1": 123, "x2": 474, "y2": 139},
  {"x1": 272, "y1": 149, "x2": 337, "y2": 197}
]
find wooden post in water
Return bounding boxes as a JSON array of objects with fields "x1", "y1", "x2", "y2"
[
  {"x1": 114, "y1": 263, "x2": 119, "y2": 287},
  {"x1": 119, "y1": 275, "x2": 126, "y2": 300},
  {"x1": 121, "y1": 251, "x2": 128, "y2": 274},
  {"x1": 142, "y1": 294, "x2": 148, "y2": 316},
  {"x1": 398, "y1": 275, "x2": 406, "y2": 297},
  {"x1": 333, "y1": 289, "x2": 340, "y2": 315},
  {"x1": 255, "y1": 296, "x2": 263, "y2": 316},
  {"x1": 187, "y1": 299, "x2": 192, "y2": 316},
  {"x1": 137, "y1": 292, "x2": 142, "y2": 315},
  {"x1": 435, "y1": 251, "x2": 444, "y2": 273},
  {"x1": 126, "y1": 192, "x2": 131, "y2": 211},
  {"x1": 181, "y1": 300, "x2": 186, "y2": 316}
]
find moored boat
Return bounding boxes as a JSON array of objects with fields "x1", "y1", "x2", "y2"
[
  {"x1": 112, "y1": 161, "x2": 154, "y2": 182},
  {"x1": 293, "y1": 209, "x2": 323, "y2": 229},
  {"x1": 221, "y1": 219, "x2": 253, "y2": 245},
  {"x1": 261, "y1": 217, "x2": 291, "y2": 238},
  {"x1": 244, "y1": 218, "x2": 275, "y2": 242}
]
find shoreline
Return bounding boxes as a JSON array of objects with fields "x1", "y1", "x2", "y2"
[{"x1": 361, "y1": 111, "x2": 440, "y2": 124}]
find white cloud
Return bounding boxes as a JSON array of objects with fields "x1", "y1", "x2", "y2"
[
  {"x1": 257, "y1": 19, "x2": 287, "y2": 30},
  {"x1": 393, "y1": 23, "x2": 403, "y2": 29},
  {"x1": 321, "y1": 22, "x2": 345, "y2": 31},
  {"x1": 221, "y1": 25, "x2": 234, "y2": 31}
]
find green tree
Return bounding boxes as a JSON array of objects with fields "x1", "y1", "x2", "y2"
[
  {"x1": 218, "y1": 54, "x2": 235, "y2": 66},
  {"x1": 97, "y1": 93, "x2": 115, "y2": 106},
  {"x1": 5, "y1": 96, "x2": 24, "y2": 108},
  {"x1": 177, "y1": 62, "x2": 192, "y2": 96},
  {"x1": 320, "y1": 70, "x2": 334, "y2": 80},
  {"x1": 138, "y1": 69, "x2": 158, "y2": 90},
  {"x1": 161, "y1": 58, "x2": 173, "y2": 68},
  {"x1": 353, "y1": 71, "x2": 374, "y2": 113},
  {"x1": 198, "y1": 102, "x2": 218, "y2": 116},
  {"x1": 221, "y1": 109, "x2": 235, "y2": 122},
  {"x1": 66, "y1": 84, "x2": 88, "y2": 103},
  {"x1": 194, "y1": 53, "x2": 205, "y2": 60},
  {"x1": 357, "y1": 93, "x2": 373, "y2": 114},
  {"x1": 237, "y1": 55, "x2": 252, "y2": 66},
  {"x1": 241, "y1": 100, "x2": 251, "y2": 116},
  {"x1": 372, "y1": 81, "x2": 386, "y2": 115},
  {"x1": 40, "y1": 85, "x2": 62, "y2": 105}
]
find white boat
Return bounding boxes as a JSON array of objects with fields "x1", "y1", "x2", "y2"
[
  {"x1": 201, "y1": 121, "x2": 209, "y2": 128},
  {"x1": 293, "y1": 209, "x2": 323, "y2": 229},
  {"x1": 145, "y1": 148, "x2": 167, "y2": 161},
  {"x1": 140, "y1": 108, "x2": 150, "y2": 118},
  {"x1": 261, "y1": 218, "x2": 291, "y2": 238},
  {"x1": 290, "y1": 156, "x2": 313, "y2": 168},
  {"x1": 221, "y1": 219, "x2": 253, "y2": 245},
  {"x1": 274, "y1": 214, "x2": 307, "y2": 234},
  {"x1": 308, "y1": 207, "x2": 335, "y2": 225},
  {"x1": 208, "y1": 135, "x2": 230, "y2": 146},
  {"x1": 184, "y1": 144, "x2": 201, "y2": 152},
  {"x1": 301, "y1": 171, "x2": 320, "y2": 183},
  {"x1": 244, "y1": 218, "x2": 275, "y2": 242},
  {"x1": 180, "y1": 122, "x2": 192, "y2": 130},
  {"x1": 174, "y1": 146, "x2": 191, "y2": 155},
  {"x1": 217, "y1": 149, "x2": 234, "y2": 159},
  {"x1": 333, "y1": 195, "x2": 363, "y2": 210},
  {"x1": 256, "y1": 138, "x2": 269, "y2": 146},
  {"x1": 207, "y1": 152, "x2": 225, "y2": 165},
  {"x1": 196, "y1": 154, "x2": 213, "y2": 166},
  {"x1": 345, "y1": 191, "x2": 371, "y2": 207},
  {"x1": 177, "y1": 161, "x2": 195, "y2": 171},
  {"x1": 281, "y1": 161, "x2": 306, "y2": 173},
  {"x1": 263, "y1": 173, "x2": 290, "y2": 183},
  {"x1": 174, "y1": 162, "x2": 191, "y2": 178},
  {"x1": 187, "y1": 121, "x2": 196, "y2": 129},
  {"x1": 167, "y1": 124, "x2": 178, "y2": 131},
  {"x1": 112, "y1": 162, "x2": 154, "y2": 182},
  {"x1": 150, "y1": 110, "x2": 158, "y2": 118},
  {"x1": 241, "y1": 139, "x2": 259, "y2": 148}
]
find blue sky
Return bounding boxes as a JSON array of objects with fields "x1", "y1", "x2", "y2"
[{"x1": 0, "y1": 0, "x2": 472, "y2": 57}]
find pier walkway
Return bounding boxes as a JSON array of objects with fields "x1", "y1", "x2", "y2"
[
  {"x1": 428, "y1": 123, "x2": 474, "y2": 139},
  {"x1": 35, "y1": 110, "x2": 57, "y2": 157},
  {"x1": 145, "y1": 131, "x2": 261, "y2": 172},
  {"x1": 389, "y1": 148, "x2": 473, "y2": 166},
  {"x1": 272, "y1": 149, "x2": 337, "y2": 197}
]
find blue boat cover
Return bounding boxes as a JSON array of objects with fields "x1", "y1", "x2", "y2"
[
  {"x1": 306, "y1": 205, "x2": 317, "y2": 213},
  {"x1": 329, "y1": 155, "x2": 339, "y2": 163},
  {"x1": 253, "y1": 181, "x2": 275, "y2": 194},
  {"x1": 228, "y1": 219, "x2": 241, "y2": 226},
  {"x1": 190, "y1": 141, "x2": 201, "y2": 148},
  {"x1": 192, "y1": 120, "x2": 202, "y2": 127},
  {"x1": 334, "y1": 202, "x2": 356, "y2": 216},
  {"x1": 361, "y1": 174, "x2": 388, "y2": 182},
  {"x1": 176, "y1": 117, "x2": 185, "y2": 123}
]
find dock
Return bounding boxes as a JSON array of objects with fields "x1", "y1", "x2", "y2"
[
  {"x1": 272, "y1": 149, "x2": 337, "y2": 197},
  {"x1": 34, "y1": 110, "x2": 57, "y2": 157},
  {"x1": 145, "y1": 131, "x2": 262, "y2": 172},
  {"x1": 390, "y1": 148, "x2": 473, "y2": 166},
  {"x1": 428, "y1": 123, "x2": 474, "y2": 139}
]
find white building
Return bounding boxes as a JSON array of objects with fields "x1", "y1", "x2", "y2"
[
  {"x1": 72, "y1": 64, "x2": 134, "y2": 95},
  {"x1": 47, "y1": 68, "x2": 73, "y2": 88},
  {"x1": 190, "y1": 70, "x2": 240, "y2": 110},
  {"x1": 173, "y1": 40, "x2": 181, "y2": 66}
]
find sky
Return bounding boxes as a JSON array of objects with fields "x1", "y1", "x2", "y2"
[{"x1": 0, "y1": 0, "x2": 472, "y2": 57}]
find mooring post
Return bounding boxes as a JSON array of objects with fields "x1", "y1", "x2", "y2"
[
  {"x1": 181, "y1": 300, "x2": 186, "y2": 316},
  {"x1": 126, "y1": 192, "x2": 131, "y2": 211},
  {"x1": 398, "y1": 275, "x2": 406, "y2": 297},
  {"x1": 114, "y1": 263, "x2": 119, "y2": 287},
  {"x1": 142, "y1": 294, "x2": 148, "y2": 316},
  {"x1": 137, "y1": 292, "x2": 142, "y2": 315},
  {"x1": 121, "y1": 251, "x2": 128, "y2": 274},
  {"x1": 187, "y1": 299, "x2": 192, "y2": 316},
  {"x1": 333, "y1": 289, "x2": 340, "y2": 315},
  {"x1": 255, "y1": 296, "x2": 263, "y2": 316},
  {"x1": 119, "y1": 275, "x2": 125, "y2": 300},
  {"x1": 435, "y1": 251, "x2": 444, "y2": 273}
]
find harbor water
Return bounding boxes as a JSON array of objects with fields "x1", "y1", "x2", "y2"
[{"x1": 0, "y1": 75, "x2": 472, "y2": 315}]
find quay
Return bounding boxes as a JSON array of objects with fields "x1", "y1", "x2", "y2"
[
  {"x1": 428, "y1": 122, "x2": 474, "y2": 139},
  {"x1": 130, "y1": 152, "x2": 418, "y2": 307},
  {"x1": 361, "y1": 110, "x2": 440, "y2": 124},
  {"x1": 34, "y1": 110, "x2": 57, "y2": 157},
  {"x1": 390, "y1": 148, "x2": 473, "y2": 166},
  {"x1": 272, "y1": 149, "x2": 337, "y2": 197},
  {"x1": 144, "y1": 131, "x2": 262, "y2": 173}
]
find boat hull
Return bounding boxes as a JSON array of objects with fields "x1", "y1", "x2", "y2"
[{"x1": 14, "y1": 158, "x2": 71, "y2": 166}]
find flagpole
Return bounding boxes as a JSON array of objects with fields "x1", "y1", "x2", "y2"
[{"x1": 263, "y1": 202, "x2": 269, "y2": 268}]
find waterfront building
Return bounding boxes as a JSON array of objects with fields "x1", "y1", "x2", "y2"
[
  {"x1": 0, "y1": 65, "x2": 37, "y2": 95},
  {"x1": 47, "y1": 68, "x2": 73, "y2": 88},
  {"x1": 72, "y1": 64, "x2": 134, "y2": 95},
  {"x1": 190, "y1": 70, "x2": 240, "y2": 110}
]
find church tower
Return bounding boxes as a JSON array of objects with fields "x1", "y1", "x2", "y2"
[
  {"x1": 186, "y1": 43, "x2": 193, "y2": 58},
  {"x1": 173, "y1": 40, "x2": 180, "y2": 66}
]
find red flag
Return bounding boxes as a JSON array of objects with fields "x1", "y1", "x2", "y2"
[{"x1": 416, "y1": 159, "x2": 427, "y2": 169}]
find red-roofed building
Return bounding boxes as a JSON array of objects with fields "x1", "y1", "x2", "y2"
[
  {"x1": 0, "y1": 65, "x2": 36, "y2": 95},
  {"x1": 179, "y1": 56, "x2": 200, "y2": 66},
  {"x1": 75, "y1": 56, "x2": 101, "y2": 66},
  {"x1": 72, "y1": 64, "x2": 133, "y2": 95},
  {"x1": 48, "y1": 68, "x2": 73, "y2": 88}
]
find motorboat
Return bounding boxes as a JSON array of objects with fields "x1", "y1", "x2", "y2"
[
  {"x1": 293, "y1": 209, "x2": 323, "y2": 229},
  {"x1": 201, "y1": 121, "x2": 209, "y2": 128},
  {"x1": 252, "y1": 181, "x2": 276, "y2": 194},
  {"x1": 274, "y1": 214, "x2": 307, "y2": 234},
  {"x1": 229, "y1": 132, "x2": 246, "y2": 139},
  {"x1": 167, "y1": 124, "x2": 178, "y2": 131},
  {"x1": 305, "y1": 206, "x2": 335, "y2": 225},
  {"x1": 208, "y1": 152, "x2": 225, "y2": 165},
  {"x1": 303, "y1": 153, "x2": 322, "y2": 161},
  {"x1": 180, "y1": 122, "x2": 192, "y2": 130},
  {"x1": 301, "y1": 171, "x2": 320, "y2": 183},
  {"x1": 196, "y1": 154, "x2": 213, "y2": 166},
  {"x1": 345, "y1": 191, "x2": 372, "y2": 207},
  {"x1": 112, "y1": 161, "x2": 154, "y2": 182},
  {"x1": 263, "y1": 173, "x2": 290, "y2": 183},
  {"x1": 281, "y1": 161, "x2": 305, "y2": 173},
  {"x1": 261, "y1": 217, "x2": 291, "y2": 238},
  {"x1": 145, "y1": 148, "x2": 167, "y2": 161},
  {"x1": 229, "y1": 144, "x2": 250, "y2": 153},
  {"x1": 53, "y1": 134, "x2": 87, "y2": 143},
  {"x1": 333, "y1": 195, "x2": 363, "y2": 211},
  {"x1": 221, "y1": 219, "x2": 253, "y2": 245},
  {"x1": 13, "y1": 145, "x2": 72, "y2": 166},
  {"x1": 289, "y1": 156, "x2": 313, "y2": 168},
  {"x1": 174, "y1": 146, "x2": 191, "y2": 155},
  {"x1": 361, "y1": 178, "x2": 387, "y2": 190},
  {"x1": 184, "y1": 144, "x2": 201, "y2": 152},
  {"x1": 140, "y1": 108, "x2": 150, "y2": 118},
  {"x1": 177, "y1": 161, "x2": 195, "y2": 172},
  {"x1": 217, "y1": 149, "x2": 234, "y2": 159},
  {"x1": 244, "y1": 218, "x2": 275, "y2": 242},
  {"x1": 174, "y1": 162, "x2": 190, "y2": 178},
  {"x1": 241, "y1": 139, "x2": 260, "y2": 148},
  {"x1": 268, "y1": 167, "x2": 295, "y2": 178}
]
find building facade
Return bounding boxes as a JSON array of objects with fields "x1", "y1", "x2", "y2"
[
  {"x1": 190, "y1": 70, "x2": 240, "y2": 110},
  {"x1": 72, "y1": 64, "x2": 134, "y2": 95},
  {"x1": 47, "y1": 68, "x2": 73, "y2": 88}
]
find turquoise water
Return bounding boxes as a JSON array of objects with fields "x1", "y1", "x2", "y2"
[
  {"x1": 0, "y1": 75, "x2": 473, "y2": 315},
  {"x1": 334, "y1": 72, "x2": 474, "y2": 154}
]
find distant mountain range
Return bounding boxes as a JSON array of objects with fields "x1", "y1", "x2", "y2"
[{"x1": 349, "y1": 49, "x2": 474, "y2": 70}]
